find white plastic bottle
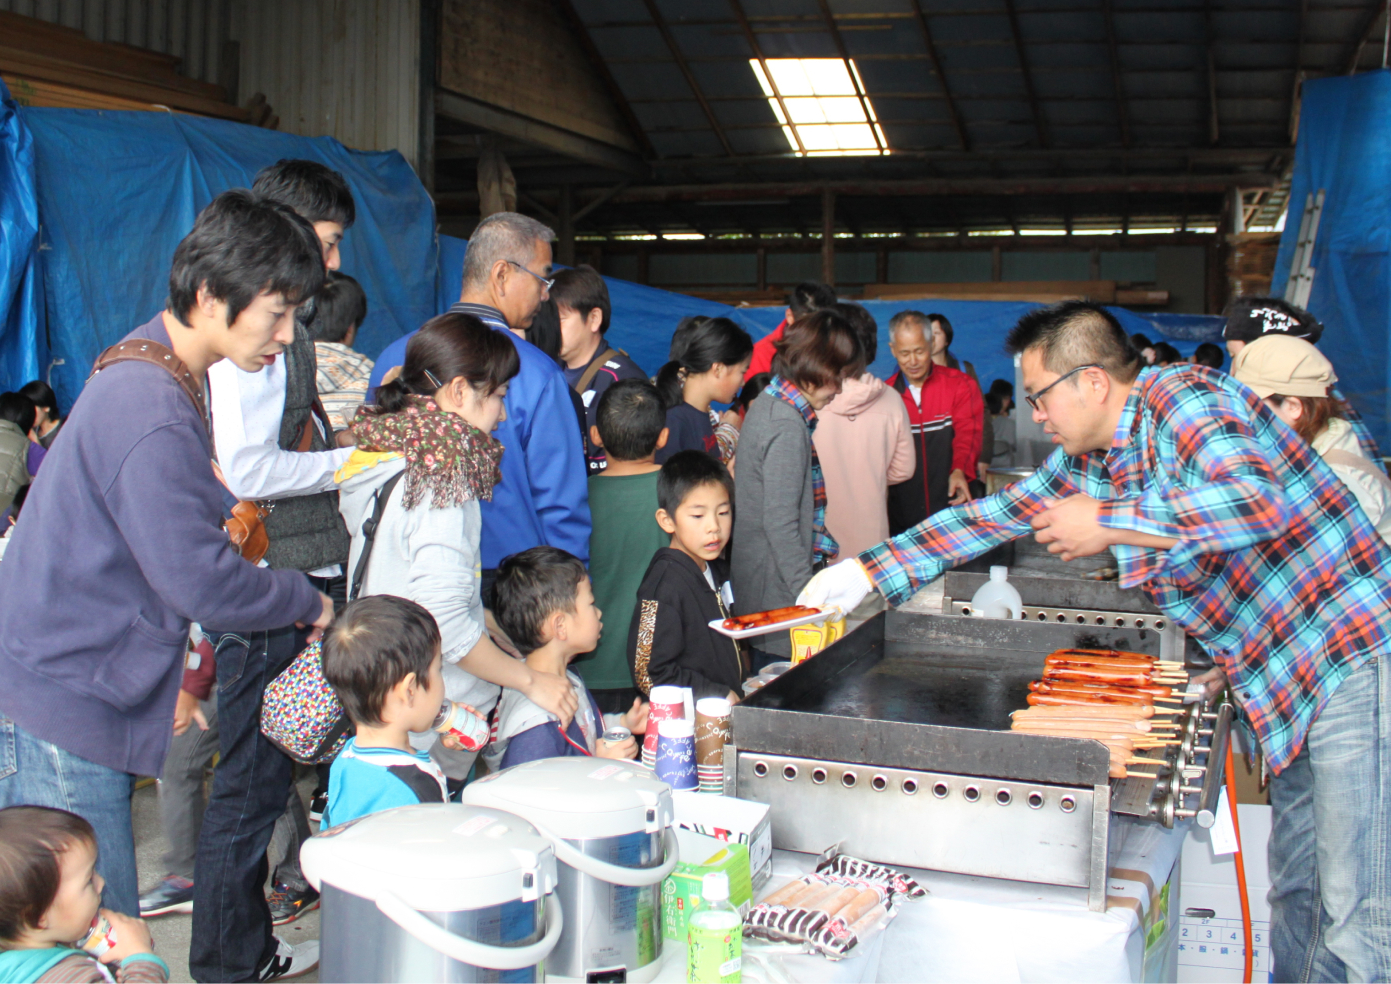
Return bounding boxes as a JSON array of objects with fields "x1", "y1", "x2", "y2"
[
  {"x1": 969, "y1": 566, "x2": 1023, "y2": 620},
  {"x1": 687, "y1": 872, "x2": 742, "y2": 983}
]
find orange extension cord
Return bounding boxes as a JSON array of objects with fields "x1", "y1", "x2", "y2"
[{"x1": 1224, "y1": 739, "x2": 1254, "y2": 984}]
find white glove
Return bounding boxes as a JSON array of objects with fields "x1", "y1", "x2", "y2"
[{"x1": 798, "y1": 559, "x2": 875, "y2": 615}]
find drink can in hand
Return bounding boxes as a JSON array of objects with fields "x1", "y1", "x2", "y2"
[
  {"x1": 75, "y1": 913, "x2": 117, "y2": 958},
  {"x1": 601, "y1": 726, "x2": 632, "y2": 748},
  {"x1": 433, "y1": 701, "x2": 488, "y2": 752}
]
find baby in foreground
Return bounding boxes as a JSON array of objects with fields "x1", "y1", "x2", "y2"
[{"x1": 0, "y1": 806, "x2": 168, "y2": 983}]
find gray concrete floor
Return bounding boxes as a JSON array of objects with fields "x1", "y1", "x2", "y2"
[{"x1": 132, "y1": 773, "x2": 321, "y2": 983}]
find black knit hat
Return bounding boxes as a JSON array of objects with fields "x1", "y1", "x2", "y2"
[{"x1": 1224, "y1": 297, "x2": 1323, "y2": 345}]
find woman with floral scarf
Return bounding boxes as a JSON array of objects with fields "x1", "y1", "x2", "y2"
[
  {"x1": 336, "y1": 314, "x2": 579, "y2": 780},
  {"x1": 731, "y1": 310, "x2": 864, "y2": 670}
]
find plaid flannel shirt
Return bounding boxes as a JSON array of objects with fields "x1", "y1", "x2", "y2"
[{"x1": 859, "y1": 365, "x2": 1391, "y2": 772}]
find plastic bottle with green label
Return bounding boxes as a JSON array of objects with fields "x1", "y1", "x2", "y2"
[{"x1": 687, "y1": 871, "x2": 742, "y2": 983}]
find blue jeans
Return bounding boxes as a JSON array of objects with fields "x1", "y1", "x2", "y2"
[
  {"x1": 189, "y1": 625, "x2": 304, "y2": 983},
  {"x1": 0, "y1": 718, "x2": 138, "y2": 916},
  {"x1": 1268, "y1": 656, "x2": 1391, "y2": 982}
]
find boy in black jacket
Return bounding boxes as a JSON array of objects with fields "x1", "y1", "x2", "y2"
[{"x1": 628, "y1": 451, "x2": 745, "y2": 702}]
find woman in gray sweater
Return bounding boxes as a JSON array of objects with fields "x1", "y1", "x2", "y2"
[{"x1": 732, "y1": 310, "x2": 864, "y2": 666}]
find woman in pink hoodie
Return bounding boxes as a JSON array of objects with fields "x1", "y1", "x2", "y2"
[{"x1": 812, "y1": 304, "x2": 915, "y2": 559}]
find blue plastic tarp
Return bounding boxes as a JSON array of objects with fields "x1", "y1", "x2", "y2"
[
  {"x1": 0, "y1": 80, "x2": 438, "y2": 411},
  {"x1": 0, "y1": 81, "x2": 44, "y2": 391},
  {"x1": 1272, "y1": 70, "x2": 1391, "y2": 447}
]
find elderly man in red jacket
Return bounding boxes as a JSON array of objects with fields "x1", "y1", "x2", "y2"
[{"x1": 883, "y1": 310, "x2": 983, "y2": 534}]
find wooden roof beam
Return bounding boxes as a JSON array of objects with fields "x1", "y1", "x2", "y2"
[
  {"x1": 1204, "y1": 0, "x2": 1220, "y2": 144},
  {"x1": 1101, "y1": 0, "x2": 1131, "y2": 148},
  {"x1": 568, "y1": 172, "x2": 1276, "y2": 205},
  {"x1": 1341, "y1": 0, "x2": 1387, "y2": 73},
  {"x1": 556, "y1": 0, "x2": 658, "y2": 160},
  {"x1": 640, "y1": 0, "x2": 737, "y2": 158},
  {"x1": 907, "y1": 0, "x2": 971, "y2": 151},
  {"x1": 727, "y1": 0, "x2": 806, "y2": 156},
  {"x1": 1003, "y1": 0, "x2": 1049, "y2": 148},
  {"x1": 814, "y1": 0, "x2": 887, "y2": 154}
]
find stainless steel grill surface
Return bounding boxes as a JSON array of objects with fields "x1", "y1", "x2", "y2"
[{"x1": 731, "y1": 609, "x2": 1227, "y2": 911}]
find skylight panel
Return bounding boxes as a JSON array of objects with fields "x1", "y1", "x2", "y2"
[{"x1": 751, "y1": 58, "x2": 887, "y2": 157}]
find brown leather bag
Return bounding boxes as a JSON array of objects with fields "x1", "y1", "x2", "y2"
[{"x1": 90, "y1": 339, "x2": 271, "y2": 564}]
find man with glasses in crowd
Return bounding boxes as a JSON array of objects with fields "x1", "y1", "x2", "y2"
[
  {"x1": 368, "y1": 211, "x2": 591, "y2": 603},
  {"x1": 801, "y1": 300, "x2": 1391, "y2": 982}
]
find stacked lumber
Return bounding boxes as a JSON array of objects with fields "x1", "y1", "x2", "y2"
[{"x1": 0, "y1": 10, "x2": 275, "y2": 127}]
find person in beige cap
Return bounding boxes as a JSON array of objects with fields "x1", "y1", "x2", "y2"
[{"x1": 1233, "y1": 334, "x2": 1391, "y2": 544}]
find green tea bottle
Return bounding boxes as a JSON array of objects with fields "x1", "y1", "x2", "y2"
[{"x1": 687, "y1": 871, "x2": 742, "y2": 983}]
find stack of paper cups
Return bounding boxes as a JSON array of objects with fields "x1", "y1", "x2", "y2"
[
  {"x1": 654, "y1": 718, "x2": 698, "y2": 790},
  {"x1": 644, "y1": 685, "x2": 686, "y2": 770},
  {"x1": 694, "y1": 697, "x2": 732, "y2": 793}
]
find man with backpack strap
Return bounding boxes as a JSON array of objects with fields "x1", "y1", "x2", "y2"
[
  {"x1": 191, "y1": 160, "x2": 357, "y2": 983},
  {"x1": 553, "y1": 266, "x2": 647, "y2": 475},
  {"x1": 0, "y1": 190, "x2": 332, "y2": 927}
]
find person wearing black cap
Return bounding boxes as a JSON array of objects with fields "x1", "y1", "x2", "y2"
[{"x1": 1224, "y1": 296, "x2": 1384, "y2": 471}]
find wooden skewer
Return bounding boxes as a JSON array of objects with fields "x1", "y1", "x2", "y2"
[
  {"x1": 1128, "y1": 755, "x2": 1168, "y2": 764},
  {"x1": 1125, "y1": 770, "x2": 1161, "y2": 779},
  {"x1": 1134, "y1": 739, "x2": 1181, "y2": 746}
]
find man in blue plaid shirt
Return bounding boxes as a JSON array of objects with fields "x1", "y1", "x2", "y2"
[{"x1": 803, "y1": 301, "x2": 1391, "y2": 982}]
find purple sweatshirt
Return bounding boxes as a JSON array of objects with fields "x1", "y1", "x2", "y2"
[{"x1": 0, "y1": 316, "x2": 322, "y2": 777}]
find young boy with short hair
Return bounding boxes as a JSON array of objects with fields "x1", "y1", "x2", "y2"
[
  {"x1": 628, "y1": 451, "x2": 745, "y2": 703},
  {"x1": 577, "y1": 381, "x2": 671, "y2": 712},
  {"x1": 488, "y1": 547, "x2": 647, "y2": 768},
  {"x1": 312, "y1": 271, "x2": 374, "y2": 432},
  {"x1": 552, "y1": 265, "x2": 648, "y2": 474},
  {"x1": 0, "y1": 806, "x2": 168, "y2": 983},
  {"x1": 320, "y1": 596, "x2": 479, "y2": 827}
]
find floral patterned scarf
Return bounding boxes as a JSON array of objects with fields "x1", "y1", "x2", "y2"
[
  {"x1": 765, "y1": 375, "x2": 838, "y2": 562},
  {"x1": 350, "y1": 395, "x2": 503, "y2": 509}
]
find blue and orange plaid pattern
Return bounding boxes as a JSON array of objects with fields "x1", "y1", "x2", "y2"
[
  {"x1": 1336, "y1": 386, "x2": 1386, "y2": 473},
  {"x1": 859, "y1": 364, "x2": 1391, "y2": 773},
  {"x1": 766, "y1": 375, "x2": 838, "y2": 563}
]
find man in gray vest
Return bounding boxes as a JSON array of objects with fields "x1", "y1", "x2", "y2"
[{"x1": 189, "y1": 160, "x2": 355, "y2": 983}]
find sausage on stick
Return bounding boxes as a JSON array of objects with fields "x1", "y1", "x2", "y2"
[{"x1": 723, "y1": 606, "x2": 821, "y2": 630}]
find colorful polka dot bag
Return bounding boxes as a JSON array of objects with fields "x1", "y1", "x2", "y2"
[{"x1": 260, "y1": 640, "x2": 352, "y2": 763}]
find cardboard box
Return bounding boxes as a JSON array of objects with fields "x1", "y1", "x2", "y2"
[
  {"x1": 662, "y1": 829, "x2": 752, "y2": 942},
  {"x1": 671, "y1": 791, "x2": 773, "y2": 889},
  {"x1": 1177, "y1": 804, "x2": 1272, "y2": 983}
]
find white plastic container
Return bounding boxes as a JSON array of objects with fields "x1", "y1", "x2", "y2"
[
  {"x1": 301, "y1": 804, "x2": 561, "y2": 982},
  {"x1": 460, "y1": 757, "x2": 678, "y2": 983},
  {"x1": 968, "y1": 566, "x2": 1023, "y2": 620}
]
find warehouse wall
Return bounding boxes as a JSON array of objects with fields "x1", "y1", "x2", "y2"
[
  {"x1": 0, "y1": 0, "x2": 230, "y2": 84},
  {"x1": 605, "y1": 247, "x2": 1212, "y2": 313},
  {"x1": 438, "y1": 0, "x2": 636, "y2": 152},
  {"x1": 1, "y1": 0, "x2": 427, "y2": 169},
  {"x1": 230, "y1": 0, "x2": 423, "y2": 169}
]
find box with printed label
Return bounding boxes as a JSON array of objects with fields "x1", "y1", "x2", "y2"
[
  {"x1": 671, "y1": 791, "x2": 772, "y2": 889},
  {"x1": 662, "y1": 830, "x2": 752, "y2": 942}
]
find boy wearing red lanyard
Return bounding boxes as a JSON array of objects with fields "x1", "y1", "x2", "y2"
[{"x1": 487, "y1": 547, "x2": 649, "y2": 768}]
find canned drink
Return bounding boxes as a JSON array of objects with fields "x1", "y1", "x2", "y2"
[
  {"x1": 601, "y1": 726, "x2": 632, "y2": 748},
  {"x1": 75, "y1": 913, "x2": 117, "y2": 958},
  {"x1": 433, "y1": 701, "x2": 488, "y2": 751}
]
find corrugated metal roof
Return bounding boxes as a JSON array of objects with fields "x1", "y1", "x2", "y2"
[{"x1": 476, "y1": 0, "x2": 1378, "y2": 235}]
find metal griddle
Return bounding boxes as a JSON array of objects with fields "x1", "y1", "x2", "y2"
[{"x1": 730, "y1": 608, "x2": 1225, "y2": 911}]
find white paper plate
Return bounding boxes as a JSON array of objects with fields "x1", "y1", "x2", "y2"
[{"x1": 709, "y1": 607, "x2": 833, "y2": 639}]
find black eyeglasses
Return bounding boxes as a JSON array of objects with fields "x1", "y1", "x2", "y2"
[
  {"x1": 507, "y1": 260, "x2": 555, "y2": 291},
  {"x1": 1024, "y1": 364, "x2": 1103, "y2": 411}
]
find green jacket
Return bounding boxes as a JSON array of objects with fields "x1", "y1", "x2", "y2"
[{"x1": 0, "y1": 419, "x2": 30, "y2": 516}]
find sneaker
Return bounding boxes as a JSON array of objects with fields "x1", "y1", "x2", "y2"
[
  {"x1": 308, "y1": 791, "x2": 327, "y2": 823},
  {"x1": 138, "y1": 875, "x2": 194, "y2": 917},
  {"x1": 267, "y1": 882, "x2": 320, "y2": 926},
  {"x1": 257, "y1": 937, "x2": 319, "y2": 981}
]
